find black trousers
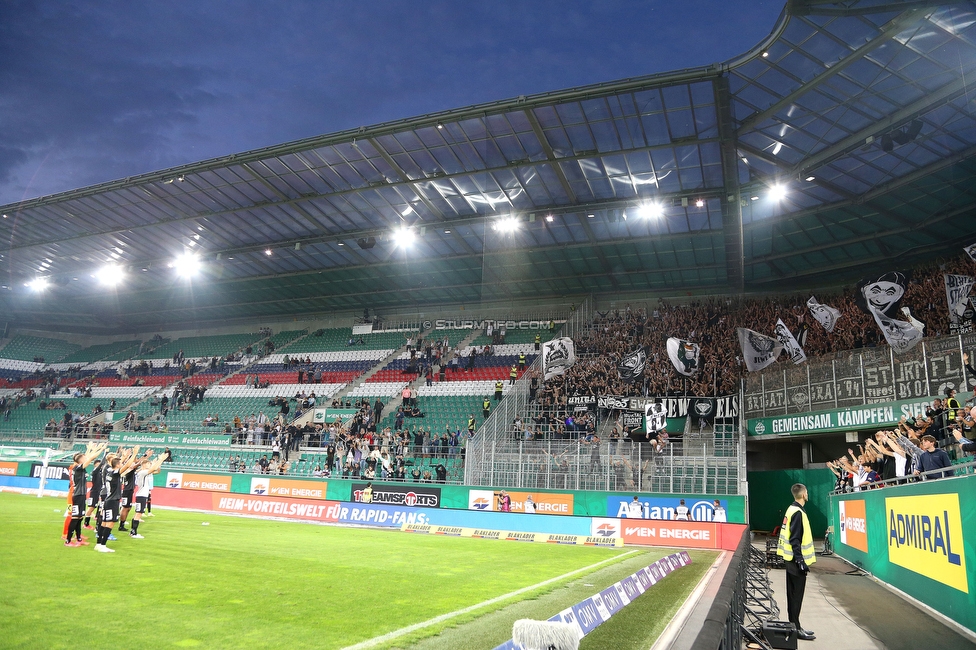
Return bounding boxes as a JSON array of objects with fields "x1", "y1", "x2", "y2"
[{"x1": 785, "y1": 563, "x2": 807, "y2": 629}]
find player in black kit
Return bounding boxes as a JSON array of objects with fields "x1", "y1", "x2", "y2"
[
  {"x1": 83, "y1": 458, "x2": 104, "y2": 531},
  {"x1": 64, "y1": 442, "x2": 107, "y2": 547},
  {"x1": 95, "y1": 447, "x2": 140, "y2": 553},
  {"x1": 117, "y1": 452, "x2": 142, "y2": 533}
]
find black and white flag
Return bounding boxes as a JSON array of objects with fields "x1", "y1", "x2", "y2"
[
  {"x1": 617, "y1": 347, "x2": 647, "y2": 383},
  {"x1": 855, "y1": 271, "x2": 909, "y2": 318},
  {"x1": 737, "y1": 328, "x2": 784, "y2": 372},
  {"x1": 945, "y1": 274, "x2": 974, "y2": 334},
  {"x1": 644, "y1": 403, "x2": 667, "y2": 434},
  {"x1": 666, "y1": 337, "x2": 701, "y2": 377},
  {"x1": 965, "y1": 242, "x2": 976, "y2": 262},
  {"x1": 873, "y1": 310, "x2": 923, "y2": 354},
  {"x1": 774, "y1": 319, "x2": 807, "y2": 365},
  {"x1": 807, "y1": 296, "x2": 841, "y2": 333},
  {"x1": 541, "y1": 337, "x2": 576, "y2": 381}
]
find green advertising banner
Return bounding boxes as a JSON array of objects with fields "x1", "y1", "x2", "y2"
[
  {"x1": 830, "y1": 476, "x2": 976, "y2": 633},
  {"x1": 746, "y1": 394, "x2": 959, "y2": 437},
  {"x1": 312, "y1": 408, "x2": 358, "y2": 424},
  {"x1": 109, "y1": 432, "x2": 232, "y2": 447}
]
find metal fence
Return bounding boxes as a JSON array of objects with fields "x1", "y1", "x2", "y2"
[
  {"x1": 463, "y1": 436, "x2": 740, "y2": 494},
  {"x1": 742, "y1": 332, "x2": 976, "y2": 419}
]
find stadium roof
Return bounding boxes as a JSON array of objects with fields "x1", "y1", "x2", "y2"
[{"x1": 2, "y1": 0, "x2": 976, "y2": 333}]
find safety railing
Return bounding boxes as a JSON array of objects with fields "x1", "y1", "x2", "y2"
[{"x1": 742, "y1": 332, "x2": 976, "y2": 419}]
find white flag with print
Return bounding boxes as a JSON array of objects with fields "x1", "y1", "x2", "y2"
[
  {"x1": 737, "y1": 328, "x2": 784, "y2": 372},
  {"x1": 807, "y1": 296, "x2": 841, "y2": 333},
  {"x1": 541, "y1": 337, "x2": 576, "y2": 381},
  {"x1": 774, "y1": 319, "x2": 807, "y2": 365},
  {"x1": 873, "y1": 310, "x2": 923, "y2": 355}
]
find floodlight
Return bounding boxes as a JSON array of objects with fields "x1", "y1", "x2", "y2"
[
  {"x1": 264, "y1": 249, "x2": 273, "y2": 256},
  {"x1": 545, "y1": 214, "x2": 554, "y2": 223},
  {"x1": 96, "y1": 264, "x2": 124, "y2": 287},
  {"x1": 173, "y1": 252, "x2": 201, "y2": 278},
  {"x1": 695, "y1": 199, "x2": 705, "y2": 208},
  {"x1": 394, "y1": 227, "x2": 416, "y2": 247},
  {"x1": 638, "y1": 203, "x2": 664, "y2": 219},
  {"x1": 768, "y1": 183, "x2": 787, "y2": 202},
  {"x1": 494, "y1": 217, "x2": 519, "y2": 233},
  {"x1": 26, "y1": 277, "x2": 49, "y2": 292}
]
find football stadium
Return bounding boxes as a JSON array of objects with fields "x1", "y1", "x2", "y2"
[{"x1": 3, "y1": 1, "x2": 976, "y2": 649}]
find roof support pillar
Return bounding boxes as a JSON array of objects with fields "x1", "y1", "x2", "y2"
[{"x1": 714, "y1": 75, "x2": 744, "y2": 293}]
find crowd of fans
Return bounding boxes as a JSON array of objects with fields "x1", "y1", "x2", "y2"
[
  {"x1": 828, "y1": 408, "x2": 976, "y2": 491},
  {"x1": 563, "y1": 253, "x2": 974, "y2": 399}
]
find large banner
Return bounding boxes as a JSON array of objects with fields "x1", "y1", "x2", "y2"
[
  {"x1": 110, "y1": 432, "x2": 232, "y2": 447},
  {"x1": 746, "y1": 394, "x2": 965, "y2": 436},
  {"x1": 831, "y1": 476, "x2": 976, "y2": 632},
  {"x1": 945, "y1": 274, "x2": 975, "y2": 334},
  {"x1": 594, "y1": 395, "x2": 739, "y2": 419},
  {"x1": 542, "y1": 337, "x2": 576, "y2": 380}
]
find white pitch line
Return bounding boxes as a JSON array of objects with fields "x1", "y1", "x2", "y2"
[{"x1": 339, "y1": 549, "x2": 641, "y2": 650}]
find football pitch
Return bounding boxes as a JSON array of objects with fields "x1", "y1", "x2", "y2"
[{"x1": 0, "y1": 492, "x2": 715, "y2": 649}]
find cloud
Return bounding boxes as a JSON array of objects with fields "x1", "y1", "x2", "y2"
[{"x1": 0, "y1": 0, "x2": 779, "y2": 206}]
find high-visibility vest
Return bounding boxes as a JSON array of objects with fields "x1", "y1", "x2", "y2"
[
  {"x1": 518, "y1": 353, "x2": 526, "y2": 365},
  {"x1": 483, "y1": 399, "x2": 491, "y2": 411},
  {"x1": 776, "y1": 504, "x2": 816, "y2": 566},
  {"x1": 468, "y1": 418, "x2": 475, "y2": 430},
  {"x1": 495, "y1": 381, "x2": 503, "y2": 392},
  {"x1": 510, "y1": 366, "x2": 518, "y2": 379},
  {"x1": 535, "y1": 335, "x2": 541, "y2": 344}
]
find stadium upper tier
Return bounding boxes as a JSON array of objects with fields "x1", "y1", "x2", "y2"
[
  {"x1": 56, "y1": 340, "x2": 142, "y2": 364},
  {"x1": 282, "y1": 328, "x2": 416, "y2": 353},
  {"x1": 137, "y1": 332, "x2": 263, "y2": 359},
  {"x1": 0, "y1": 336, "x2": 81, "y2": 363}
]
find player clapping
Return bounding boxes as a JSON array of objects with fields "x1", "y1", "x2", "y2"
[{"x1": 64, "y1": 441, "x2": 107, "y2": 547}]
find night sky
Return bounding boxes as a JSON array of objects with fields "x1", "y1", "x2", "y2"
[{"x1": 0, "y1": 1, "x2": 780, "y2": 206}]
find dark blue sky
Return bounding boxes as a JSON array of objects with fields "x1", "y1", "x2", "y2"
[{"x1": 0, "y1": 1, "x2": 781, "y2": 206}]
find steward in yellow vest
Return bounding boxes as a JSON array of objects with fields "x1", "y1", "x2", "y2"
[{"x1": 776, "y1": 483, "x2": 816, "y2": 640}]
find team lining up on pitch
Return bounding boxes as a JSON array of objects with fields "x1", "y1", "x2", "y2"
[{"x1": 63, "y1": 441, "x2": 167, "y2": 552}]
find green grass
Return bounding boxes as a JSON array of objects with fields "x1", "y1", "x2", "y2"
[
  {"x1": 0, "y1": 494, "x2": 611, "y2": 649},
  {"x1": 0, "y1": 493, "x2": 714, "y2": 649}
]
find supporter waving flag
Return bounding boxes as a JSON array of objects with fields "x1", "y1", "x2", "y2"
[
  {"x1": 737, "y1": 328, "x2": 783, "y2": 372},
  {"x1": 541, "y1": 337, "x2": 576, "y2": 381},
  {"x1": 616, "y1": 347, "x2": 646, "y2": 383},
  {"x1": 806, "y1": 296, "x2": 841, "y2": 333},
  {"x1": 666, "y1": 337, "x2": 700, "y2": 377},
  {"x1": 774, "y1": 319, "x2": 807, "y2": 365}
]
